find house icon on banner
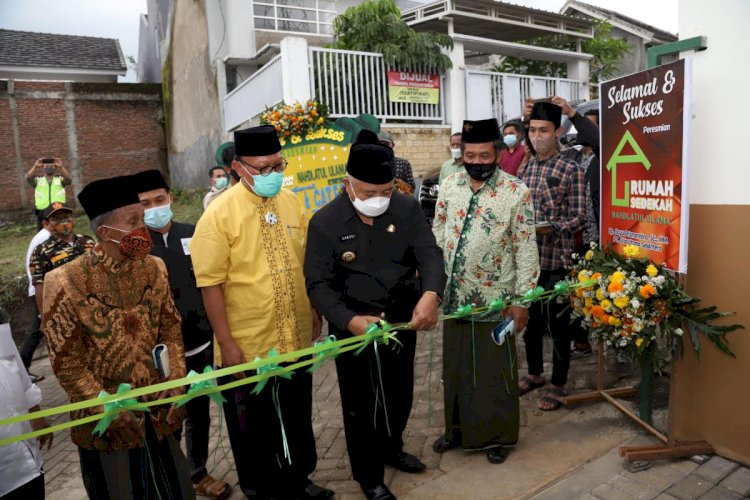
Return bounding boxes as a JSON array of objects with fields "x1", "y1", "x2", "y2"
[{"x1": 606, "y1": 130, "x2": 652, "y2": 207}]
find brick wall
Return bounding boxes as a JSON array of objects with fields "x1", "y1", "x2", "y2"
[
  {"x1": 382, "y1": 125, "x2": 451, "y2": 180},
  {"x1": 0, "y1": 80, "x2": 166, "y2": 211}
]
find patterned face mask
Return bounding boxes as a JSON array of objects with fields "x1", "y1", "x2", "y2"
[{"x1": 104, "y1": 225, "x2": 153, "y2": 259}]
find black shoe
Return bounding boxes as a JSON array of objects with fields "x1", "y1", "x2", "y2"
[
  {"x1": 362, "y1": 483, "x2": 396, "y2": 500},
  {"x1": 303, "y1": 481, "x2": 334, "y2": 498},
  {"x1": 384, "y1": 451, "x2": 426, "y2": 473},
  {"x1": 486, "y1": 446, "x2": 511, "y2": 464},
  {"x1": 28, "y1": 372, "x2": 44, "y2": 383},
  {"x1": 432, "y1": 434, "x2": 460, "y2": 453}
]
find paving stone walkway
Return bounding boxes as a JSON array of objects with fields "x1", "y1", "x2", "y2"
[{"x1": 23, "y1": 327, "x2": 750, "y2": 499}]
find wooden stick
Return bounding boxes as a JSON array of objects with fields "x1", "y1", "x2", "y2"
[
  {"x1": 600, "y1": 391, "x2": 668, "y2": 443},
  {"x1": 564, "y1": 387, "x2": 636, "y2": 405},
  {"x1": 621, "y1": 442, "x2": 713, "y2": 461}
]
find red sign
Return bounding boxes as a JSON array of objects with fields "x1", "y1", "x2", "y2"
[
  {"x1": 600, "y1": 59, "x2": 691, "y2": 272},
  {"x1": 387, "y1": 71, "x2": 440, "y2": 104}
]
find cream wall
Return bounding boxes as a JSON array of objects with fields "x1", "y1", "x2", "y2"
[{"x1": 382, "y1": 126, "x2": 452, "y2": 179}]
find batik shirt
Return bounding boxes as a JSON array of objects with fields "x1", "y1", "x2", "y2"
[
  {"x1": 42, "y1": 246, "x2": 186, "y2": 451},
  {"x1": 518, "y1": 153, "x2": 586, "y2": 270},
  {"x1": 29, "y1": 234, "x2": 95, "y2": 284},
  {"x1": 432, "y1": 169, "x2": 540, "y2": 321}
]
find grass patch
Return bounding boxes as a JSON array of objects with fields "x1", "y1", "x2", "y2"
[{"x1": 0, "y1": 189, "x2": 206, "y2": 308}]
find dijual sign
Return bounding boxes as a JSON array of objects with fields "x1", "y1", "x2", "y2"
[
  {"x1": 600, "y1": 58, "x2": 692, "y2": 273},
  {"x1": 387, "y1": 71, "x2": 440, "y2": 105}
]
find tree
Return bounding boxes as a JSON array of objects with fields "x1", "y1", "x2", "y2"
[
  {"x1": 493, "y1": 20, "x2": 629, "y2": 91},
  {"x1": 330, "y1": 0, "x2": 453, "y2": 71}
]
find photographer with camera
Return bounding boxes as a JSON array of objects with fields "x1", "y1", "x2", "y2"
[{"x1": 25, "y1": 157, "x2": 71, "y2": 229}]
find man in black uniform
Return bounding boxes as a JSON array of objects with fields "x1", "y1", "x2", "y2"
[
  {"x1": 304, "y1": 131, "x2": 447, "y2": 500},
  {"x1": 132, "y1": 170, "x2": 232, "y2": 500}
]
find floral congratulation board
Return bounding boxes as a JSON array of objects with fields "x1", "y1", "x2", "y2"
[{"x1": 260, "y1": 100, "x2": 329, "y2": 138}]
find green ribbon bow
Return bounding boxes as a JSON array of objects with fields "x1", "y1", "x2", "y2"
[
  {"x1": 520, "y1": 286, "x2": 546, "y2": 305},
  {"x1": 252, "y1": 349, "x2": 293, "y2": 395},
  {"x1": 307, "y1": 335, "x2": 340, "y2": 373},
  {"x1": 92, "y1": 383, "x2": 148, "y2": 437},
  {"x1": 455, "y1": 304, "x2": 474, "y2": 317},
  {"x1": 487, "y1": 298, "x2": 506, "y2": 312},
  {"x1": 176, "y1": 366, "x2": 226, "y2": 407},
  {"x1": 553, "y1": 281, "x2": 570, "y2": 295}
]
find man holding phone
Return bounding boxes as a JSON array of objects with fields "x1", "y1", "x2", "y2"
[
  {"x1": 25, "y1": 158, "x2": 72, "y2": 229},
  {"x1": 432, "y1": 118, "x2": 540, "y2": 464}
]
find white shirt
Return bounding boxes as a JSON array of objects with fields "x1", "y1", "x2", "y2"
[
  {"x1": 25, "y1": 228, "x2": 51, "y2": 297},
  {"x1": 0, "y1": 323, "x2": 43, "y2": 496}
]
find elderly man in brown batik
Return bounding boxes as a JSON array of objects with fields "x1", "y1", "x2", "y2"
[{"x1": 42, "y1": 175, "x2": 195, "y2": 500}]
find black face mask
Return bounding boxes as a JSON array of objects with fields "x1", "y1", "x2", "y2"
[{"x1": 464, "y1": 162, "x2": 497, "y2": 181}]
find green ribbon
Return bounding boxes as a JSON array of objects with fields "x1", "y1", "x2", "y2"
[
  {"x1": 252, "y1": 349, "x2": 293, "y2": 395},
  {"x1": 520, "y1": 286, "x2": 546, "y2": 305},
  {"x1": 487, "y1": 298, "x2": 506, "y2": 312},
  {"x1": 307, "y1": 335, "x2": 339, "y2": 373},
  {"x1": 455, "y1": 304, "x2": 474, "y2": 317},
  {"x1": 92, "y1": 383, "x2": 148, "y2": 437},
  {"x1": 176, "y1": 366, "x2": 226, "y2": 407},
  {"x1": 553, "y1": 281, "x2": 570, "y2": 295}
]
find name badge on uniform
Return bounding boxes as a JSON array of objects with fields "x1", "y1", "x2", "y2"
[
  {"x1": 181, "y1": 238, "x2": 192, "y2": 255},
  {"x1": 340, "y1": 234, "x2": 356, "y2": 241}
]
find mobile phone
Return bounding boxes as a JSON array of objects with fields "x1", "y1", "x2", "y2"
[
  {"x1": 491, "y1": 317, "x2": 515, "y2": 346},
  {"x1": 533, "y1": 97, "x2": 552, "y2": 104},
  {"x1": 42, "y1": 158, "x2": 55, "y2": 164},
  {"x1": 152, "y1": 344, "x2": 171, "y2": 379}
]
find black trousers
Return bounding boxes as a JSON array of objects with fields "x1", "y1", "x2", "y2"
[
  {"x1": 524, "y1": 269, "x2": 572, "y2": 387},
  {"x1": 19, "y1": 299, "x2": 43, "y2": 369},
  {"x1": 219, "y1": 364, "x2": 317, "y2": 498},
  {"x1": 1, "y1": 474, "x2": 44, "y2": 500},
  {"x1": 332, "y1": 326, "x2": 417, "y2": 489},
  {"x1": 78, "y1": 420, "x2": 194, "y2": 500},
  {"x1": 174, "y1": 345, "x2": 214, "y2": 483}
]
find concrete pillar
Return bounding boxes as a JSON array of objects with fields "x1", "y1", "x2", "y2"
[
  {"x1": 444, "y1": 20, "x2": 466, "y2": 133},
  {"x1": 280, "y1": 37, "x2": 312, "y2": 103},
  {"x1": 567, "y1": 58, "x2": 590, "y2": 100}
]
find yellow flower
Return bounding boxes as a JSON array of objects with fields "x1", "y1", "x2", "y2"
[
  {"x1": 614, "y1": 296, "x2": 630, "y2": 309},
  {"x1": 610, "y1": 271, "x2": 626, "y2": 283},
  {"x1": 601, "y1": 299, "x2": 612, "y2": 311},
  {"x1": 635, "y1": 338, "x2": 644, "y2": 348},
  {"x1": 646, "y1": 265, "x2": 658, "y2": 277},
  {"x1": 608, "y1": 316, "x2": 622, "y2": 326},
  {"x1": 623, "y1": 245, "x2": 640, "y2": 258},
  {"x1": 585, "y1": 250, "x2": 594, "y2": 261},
  {"x1": 596, "y1": 288, "x2": 605, "y2": 301},
  {"x1": 577, "y1": 270, "x2": 590, "y2": 283},
  {"x1": 583, "y1": 307, "x2": 591, "y2": 317},
  {"x1": 584, "y1": 297, "x2": 594, "y2": 308}
]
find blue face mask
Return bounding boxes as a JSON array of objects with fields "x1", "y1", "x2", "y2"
[
  {"x1": 215, "y1": 176, "x2": 229, "y2": 190},
  {"x1": 503, "y1": 134, "x2": 518, "y2": 148},
  {"x1": 242, "y1": 168, "x2": 284, "y2": 198},
  {"x1": 144, "y1": 203, "x2": 173, "y2": 230}
]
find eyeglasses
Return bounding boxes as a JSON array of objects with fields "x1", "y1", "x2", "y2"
[{"x1": 236, "y1": 158, "x2": 288, "y2": 176}]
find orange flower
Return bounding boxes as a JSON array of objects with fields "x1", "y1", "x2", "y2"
[
  {"x1": 608, "y1": 281, "x2": 623, "y2": 293},
  {"x1": 639, "y1": 284, "x2": 656, "y2": 299},
  {"x1": 591, "y1": 305, "x2": 605, "y2": 318},
  {"x1": 592, "y1": 272, "x2": 602, "y2": 280}
]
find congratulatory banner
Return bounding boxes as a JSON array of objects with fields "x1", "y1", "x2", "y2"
[{"x1": 600, "y1": 59, "x2": 692, "y2": 273}]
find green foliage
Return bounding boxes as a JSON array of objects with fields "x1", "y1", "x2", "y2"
[
  {"x1": 493, "y1": 20, "x2": 629, "y2": 88},
  {"x1": 330, "y1": 0, "x2": 453, "y2": 71}
]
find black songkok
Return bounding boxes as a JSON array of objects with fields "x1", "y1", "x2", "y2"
[
  {"x1": 461, "y1": 118, "x2": 500, "y2": 143},
  {"x1": 77, "y1": 176, "x2": 141, "y2": 219},
  {"x1": 234, "y1": 125, "x2": 281, "y2": 157},
  {"x1": 345, "y1": 130, "x2": 395, "y2": 184}
]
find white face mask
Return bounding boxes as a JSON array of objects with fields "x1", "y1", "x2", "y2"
[
  {"x1": 349, "y1": 180, "x2": 391, "y2": 217},
  {"x1": 450, "y1": 147, "x2": 462, "y2": 159}
]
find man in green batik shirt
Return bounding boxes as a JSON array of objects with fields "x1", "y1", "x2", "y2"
[{"x1": 431, "y1": 118, "x2": 540, "y2": 464}]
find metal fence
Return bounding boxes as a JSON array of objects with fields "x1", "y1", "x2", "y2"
[
  {"x1": 466, "y1": 69, "x2": 584, "y2": 124},
  {"x1": 308, "y1": 47, "x2": 444, "y2": 123},
  {"x1": 224, "y1": 54, "x2": 283, "y2": 131},
  {"x1": 252, "y1": 0, "x2": 336, "y2": 35}
]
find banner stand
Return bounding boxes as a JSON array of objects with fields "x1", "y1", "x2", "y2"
[{"x1": 565, "y1": 337, "x2": 714, "y2": 461}]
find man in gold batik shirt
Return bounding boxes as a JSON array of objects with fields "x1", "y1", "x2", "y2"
[
  {"x1": 191, "y1": 125, "x2": 331, "y2": 499},
  {"x1": 42, "y1": 174, "x2": 194, "y2": 499}
]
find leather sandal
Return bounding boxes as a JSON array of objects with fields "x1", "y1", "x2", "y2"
[{"x1": 194, "y1": 475, "x2": 232, "y2": 500}]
